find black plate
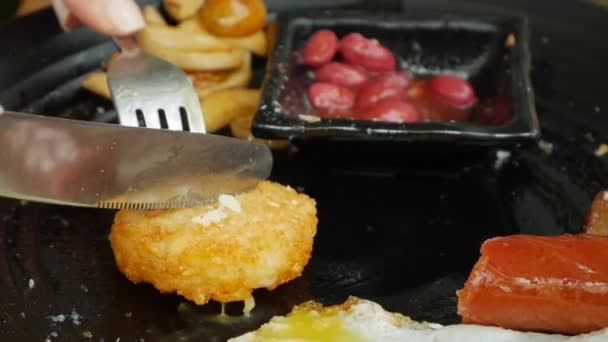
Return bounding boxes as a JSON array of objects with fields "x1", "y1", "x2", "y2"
[
  {"x1": 254, "y1": 10, "x2": 539, "y2": 145},
  {"x1": 1, "y1": 0, "x2": 608, "y2": 341}
]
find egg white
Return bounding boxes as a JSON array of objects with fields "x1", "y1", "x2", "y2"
[{"x1": 230, "y1": 297, "x2": 608, "y2": 342}]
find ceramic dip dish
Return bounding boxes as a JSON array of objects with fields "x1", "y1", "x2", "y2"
[{"x1": 253, "y1": 10, "x2": 539, "y2": 146}]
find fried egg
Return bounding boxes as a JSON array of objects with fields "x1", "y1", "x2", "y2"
[{"x1": 230, "y1": 297, "x2": 608, "y2": 342}]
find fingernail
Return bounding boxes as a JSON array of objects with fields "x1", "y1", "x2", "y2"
[
  {"x1": 51, "y1": 0, "x2": 80, "y2": 31},
  {"x1": 106, "y1": 0, "x2": 145, "y2": 36}
]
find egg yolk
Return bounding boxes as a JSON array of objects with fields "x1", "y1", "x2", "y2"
[{"x1": 250, "y1": 310, "x2": 366, "y2": 342}]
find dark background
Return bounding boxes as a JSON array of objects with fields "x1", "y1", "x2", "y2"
[{"x1": 1, "y1": 1, "x2": 608, "y2": 341}]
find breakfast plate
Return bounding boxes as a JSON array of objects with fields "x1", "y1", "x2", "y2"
[{"x1": 0, "y1": 0, "x2": 607, "y2": 341}]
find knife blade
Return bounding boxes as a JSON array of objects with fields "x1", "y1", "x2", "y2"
[{"x1": 0, "y1": 110, "x2": 273, "y2": 209}]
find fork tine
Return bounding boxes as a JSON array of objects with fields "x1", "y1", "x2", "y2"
[
  {"x1": 141, "y1": 106, "x2": 162, "y2": 129},
  {"x1": 165, "y1": 106, "x2": 186, "y2": 131},
  {"x1": 119, "y1": 110, "x2": 141, "y2": 128},
  {"x1": 108, "y1": 39, "x2": 207, "y2": 133},
  {"x1": 183, "y1": 92, "x2": 206, "y2": 133},
  {"x1": 188, "y1": 112, "x2": 206, "y2": 133}
]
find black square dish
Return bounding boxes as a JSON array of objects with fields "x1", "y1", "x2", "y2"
[{"x1": 253, "y1": 10, "x2": 539, "y2": 145}]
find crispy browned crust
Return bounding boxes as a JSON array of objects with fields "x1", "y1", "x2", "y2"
[{"x1": 109, "y1": 181, "x2": 317, "y2": 304}]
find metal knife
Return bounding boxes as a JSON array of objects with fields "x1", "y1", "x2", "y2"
[{"x1": 0, "y1": 110, "x2": 273, "y2": 210}]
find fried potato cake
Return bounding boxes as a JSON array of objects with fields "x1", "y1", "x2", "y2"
[{"x1": 109, "y1": 181, "x2": 317, "y2": 307}]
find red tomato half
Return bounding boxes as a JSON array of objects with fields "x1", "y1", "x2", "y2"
[
  {"x1": 307, "y1": 82, "x2": 356, "y2": 118},
  {"x1": 339, "y1": 33, "x2": 396, "y2": 72},
  {"x1": 314, "y1": 62, "x2": 370, "y2": 88},
  {"x1": 359, "y1": 98, "x2": 421, "y2": 123},
  {"x1": 302, "y1": 29, "x2": 339, "y2": 68}
]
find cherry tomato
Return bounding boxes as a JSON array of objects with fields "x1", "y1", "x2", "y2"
[
  {"x1": 339, "y1": 33, "x2": 396, "y2": 72},
  {"x1": 427, "y1": 75, "x2": 477, "y2": 108},
  {"x1": 307, "y1": 82, "x2": 356, "y2": 118},
  {"x1": 200, "y1": 0, "x2": 267, "y2": 38},
  {"x1": 355, "y1": 77, "x2": 407, "y2": 112},
  {"x1": 375, "y1": 71, "x2": 412, "y2": 88},
  {"x1": 314, "y1": 62, "x2": 370, "y2": 88},
  {"x1": 407, "y1": 79, "x2": 473, "y2": 122},
  {"x1": 302, "y1": 29, "x2": 339, "y2": 68},
  {"x1": 359, "y1": 98, "x2": 420, "y2": 123}
]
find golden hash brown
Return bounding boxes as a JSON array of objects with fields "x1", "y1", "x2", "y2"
[{"x1": 109, "y1": 181, "x2": 317, "y2": 305}]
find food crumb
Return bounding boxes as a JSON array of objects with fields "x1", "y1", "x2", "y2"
[
  {"x1": 594, "y1": 106, "x2": 601, "y2": 113},
  {"x1": 192, "y1": 208, "x2": 228, "y2": 227},
  {"x1": 48, "y1": 314, "x2": 66, "y2": 323},
  {"x1": 193, "y1": 194, "x2": 243, "y2": 225},
  {"x1": 80, "y1": 284, "x2": 88, "y2": 293},
  {"x1": 595, "y1": 144, "x2": 608, "y2": 157},
  {"x1": 19, "y1": 312, "x2": 25, "y2": 319},
  {"x1": 298, "y1": 114, "x2": 321, "y2": 123},
  {"x1": 538, "y1": 140, "x2": 554, "y2": 155},
  {"x1": 494, "y1": 150, "x2": 512, "y2": 169},
  {"x1": 505, "y1": 33, "x2": 516, "y2": 47},
  {"x1": 70, "y1": 310, "x2": 81, "y2": 325},
  {"x1": 218, "y1": 194, "x2": 241, "y2": 213},
  {"x1": 124, "y1": 312, "x2": 132, "y2": 318},
  {"x1": 585, "y1": 132, "x2": 595, "y2": 142},
  {"x1": 28, "y1": 278, "x2": 35, "y2": 289},
  {"x1": 82, "y1": 331, "x2": 93, "y2": 339}
]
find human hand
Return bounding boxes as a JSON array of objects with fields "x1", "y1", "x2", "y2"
[{"x1": 51, "y1": 0, "x2": 144, "y2": 36}]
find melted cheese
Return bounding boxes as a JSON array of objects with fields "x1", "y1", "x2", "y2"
[{"x1": 243, "y1": 296, "x2": 255, "y2": 316}]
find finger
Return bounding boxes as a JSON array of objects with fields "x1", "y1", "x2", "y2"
[
  {"x1": 51, "y1": 0, "x2": 82, "y2": 31},
  {"x1": 52, "y1": 0, "x2": 144, "y2": 36}
]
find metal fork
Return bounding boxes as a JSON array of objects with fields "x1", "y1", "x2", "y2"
[{"x1": 107, "y1": 37, "x2": 206, "y2": 133}]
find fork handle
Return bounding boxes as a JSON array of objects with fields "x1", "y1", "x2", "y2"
[{"x1": 113, "y1": 36, "x2": 140, "y2": 57}]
